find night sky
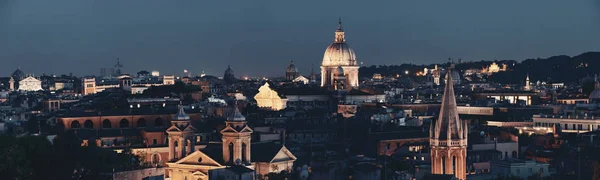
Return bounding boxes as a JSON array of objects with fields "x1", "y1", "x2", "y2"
[{"x1": 1, "y1": 0, "x2": 600, "y2": 77}]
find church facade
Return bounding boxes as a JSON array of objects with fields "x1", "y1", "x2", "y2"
[
  {"x1": 430, "y1": 66, "x2": 468, "y2": 180},
  {"x1": 18, "y1": 76, "x2": 43, "y2": 91},
  {"x1": 320, "y1": 19, "x2": 359, "y2": 89},
  {"x1": 165, "y1": 105, "x2": 296, "y2": 180}
]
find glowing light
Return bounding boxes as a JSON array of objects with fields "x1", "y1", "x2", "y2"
[{"x1": 405, "y1": 70, "x2": 409, "y2": 75}]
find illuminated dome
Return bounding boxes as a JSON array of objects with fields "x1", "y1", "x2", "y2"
[{"x1": 322, "y1": 19, "x2": 357, "y2": 67}]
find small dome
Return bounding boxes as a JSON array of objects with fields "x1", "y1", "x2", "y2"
[
  {"x1": 286, "y1": 61, "x2": 298, "y2": 73},
  {"x1": 228, "y1": 106, "x2": 246, "y2": 121},
  {"x1": 451, "y1": 70, "x2": 461, "y2": 85},
  {"x1": 224, "y1": 65, "x2": 234, "y2": 76},
  {"x1": 12, "y1": 68, "x2": 25, "y2": 80},
  {"x1": 173, "y1": 105, "x2": 190, "y2": 120}
]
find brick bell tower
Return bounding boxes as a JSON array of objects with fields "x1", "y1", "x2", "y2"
[
  {"x1": 430, "y1": 65, "x2": 468, "y2": 180},
  {"x1": 221, "y1": 105, "x2": 253, "y2": 165}
]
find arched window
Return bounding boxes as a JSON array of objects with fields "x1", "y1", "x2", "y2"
[
  {"x1": 102, "y1": 119, "x2": 112, "y2": 128},
  {"x1": 242, "y1": 143, "x2": 247, "y2": 163},
  {"x1": 452, "y1": 156, "x2": 457, "y2": 175},
  {"x1": 505, "y1": 151, "x2": 508, "y2": 159},
  {"x1": 182, "y1": 140, "x2": 188, "y2": 157},
  {"x1": 119, "y1": 119, "x2": 129, "y2": 128},
  {"x1": 137, "y1": 118, "x2": 146, "y2": 128},
  {"x1": 173, "y1": 140, "x2": 179, "y2": 159},
  {"x1": 229, "y1": 142, "x2": 234, "y2": 164},
  {"x1": 151, "y1": 153, "x2": 161, "y2": 166},
  {"x1": 441, "y1": 156, "x2": 446, "y2": 174},
  {"x1": 71, "y1": 120, "x2": 81, "y2": 129},
  {"x1": 155, "y1": 118, "x2": 164, "y2": 127},
  {"x1": 512, "y1": 151, "x2": 518, "y2": 158},
  {"x1": 84, "y1": 120, "x2": 94, "y2": 129}
]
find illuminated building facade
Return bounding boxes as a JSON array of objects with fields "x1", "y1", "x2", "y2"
[
  {"x1": 18, "y1": 76, "x2": 43, "y2": 91},
  {"x1": 165, "y1": 106, "x2": 297, "y2": 180}
]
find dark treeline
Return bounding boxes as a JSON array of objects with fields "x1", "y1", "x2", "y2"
[
  {"x1": 0, "y1": 132, "x2": 142, "y2": 180},
  {"x1": 359, "y1": 52, "x2": 600, "y2": 84}
]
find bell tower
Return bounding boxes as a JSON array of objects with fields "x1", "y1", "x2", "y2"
[
  {"x1": 430, "y1": 66, "x2": 468, "y2": 180},
  {"x1": 166, "y1": 105, "x2": 197, "y2": 162},
  {"x1": 221, "y1": 105, "x2": 253, "y2": 165},
  {"x1": 9, "y1": 77, "x2": 14, "y2": 91}
]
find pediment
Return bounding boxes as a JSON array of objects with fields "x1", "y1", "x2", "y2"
[
  {"x1": 166, "y1": 125, "x2": 182, "y2": 132},
  {"x1": 174, "y1": 150, "x2": 223, "y2": 167},
  {"x1": 220, "y1": 126, "x2": 239, "y2": 133},
  {"x1": 271, "y1": 146, "x2": 297, "y2": 163},
  {"x1": 183, "y1": 125, "x2": 197, "y2": 132},
  {"x1": 240, "y1": 126, "x2": 254, "y2": 133}
]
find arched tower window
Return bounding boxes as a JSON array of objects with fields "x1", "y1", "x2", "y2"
[
  {"x1": 119, "y1": 119, "x2": 129, "y2": 128},
  {"x1": 441, "y1": 156, "x2": 446, "y2": 174},
  {"x1": 452, "y1": 156, "x2": 457, "y2": 175},
  {"x1": 182, "y1": 140, "x2": 187, "y2": 157},
  {"x1": 71, "y1": 120, "x2": 80, "y2": 129},
  {"x1": 242, "y1": 143, "x2": 247, "y2": 163},
  {"x1": 137, "y1": 118, "x2": 146, "y2": 128},
  {"x1": 84, "y1": 120, "x2": 93, "y2": 129},
  {"x1": 229, "y1": 142, "x2": 234, "y2": 164},
  {"x1": 173, "y1": 140, "x2": 179, "y2": 159}
]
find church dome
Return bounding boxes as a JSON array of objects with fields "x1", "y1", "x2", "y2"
[
  {"x1": 224, "y1": 65, "x2": 236, "y2": 84},
  {"x1": 286, "y1": 61, "x2": 298, "y2": 73},
  {"x1": 451, "y1": 70, "x2": 461, "y2": 85},
  {"x1": 322, "y1": 19, "x2": 357, "y2": 67},
  {"x1": 590, "y1": 76, "x2": 600, "y2": 101},
  {"x1": 12, "y1": 68, "x2": 25, "y2": 80},
  {"x1": 228, "y1": 106, "x2": 246, "y2": 122}
]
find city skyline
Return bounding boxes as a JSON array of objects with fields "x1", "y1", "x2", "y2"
[{"x1": 1, "y1": 0, "x2": 600, "y2": 77}]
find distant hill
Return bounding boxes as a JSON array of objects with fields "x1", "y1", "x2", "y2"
[{"x1": 359, "y1": 52, "x2": 600, "y2": 84}]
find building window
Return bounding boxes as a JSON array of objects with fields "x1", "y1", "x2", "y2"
[
  {"x1": 71, "y1": 120, "x2": 81, "y2": 129},
  {"x1": 153, "y1": 139, "x2": 157, "y2": 145},
  {"x1": 102, "y1": 119, "x2": 111, "y2": 128},
  {"x1": 137, "y1": 118, "x2": 146, "y2": 128},
  {"x1": 84, "y1": 120, "x2": 94, "y2": 129}
]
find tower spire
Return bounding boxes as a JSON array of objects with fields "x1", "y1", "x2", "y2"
[{"x1": 430, "y1": 66, "x2": 467, "y2": 179}]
